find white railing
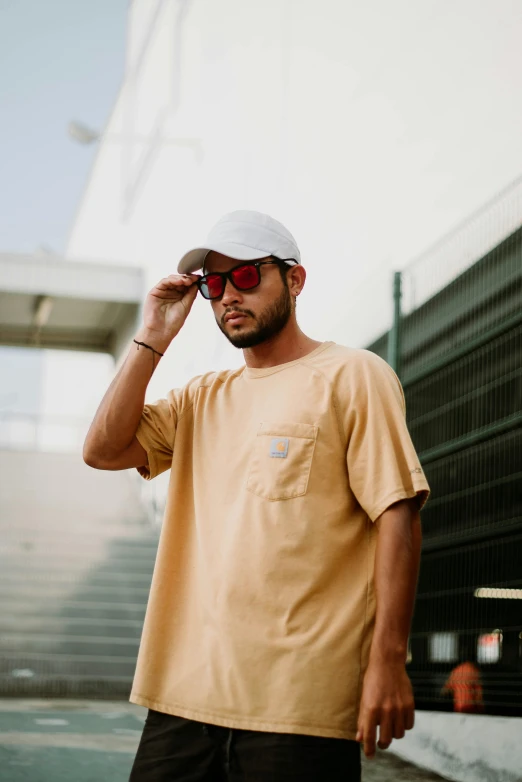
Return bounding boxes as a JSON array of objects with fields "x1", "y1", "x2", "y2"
[{"x1": 402, "y1": 174, "x2": 522, "y2": 314}]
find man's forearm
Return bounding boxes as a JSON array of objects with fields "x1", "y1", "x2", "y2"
[
  {"x1": 83, "y1": 327, "x2": 170, "y2": 463},
  {"x1": 369, "y1": 498, "x2": 422, "y2": 664},
  {"x1": 357, "y1": 498, "x2": 422, "y2": 757}
]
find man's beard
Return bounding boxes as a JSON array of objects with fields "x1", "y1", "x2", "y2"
[{"x1": 217, "y1": 282, "x2": 293, "y2": 349}]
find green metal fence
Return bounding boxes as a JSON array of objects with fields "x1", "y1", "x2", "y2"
[{"x1": 367, "y1": 181, "x2": 522, "y2": 715}]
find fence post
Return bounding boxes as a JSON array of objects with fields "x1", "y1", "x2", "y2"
[{"x1": 388, "y1": 271, "x2": 402, "y2": 377}]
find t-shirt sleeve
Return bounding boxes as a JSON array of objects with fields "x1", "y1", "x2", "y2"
[
  {"x1": 344, "y1": 352, "x2": 430, "y2": 521},
  {"x1": 135, "y1": 389, "x2": 179, "y2": 481}
]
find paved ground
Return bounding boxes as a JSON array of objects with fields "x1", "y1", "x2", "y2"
[
  {"x1": 361, "y1": 752, "x2": 446, "y2": 781},
  {"x1": 0, "y1": 700, "x2": 446, "y2": 781}
]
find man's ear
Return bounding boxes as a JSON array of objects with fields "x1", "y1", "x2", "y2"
[{"x1": 289, "y1": 265, "x2": 306, "y2": 297}]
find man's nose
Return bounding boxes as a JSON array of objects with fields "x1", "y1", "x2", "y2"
[{"x1": 221, "y1": 277, "x2": 242, "y2": 306}]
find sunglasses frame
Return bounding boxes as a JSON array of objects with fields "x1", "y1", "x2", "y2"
[{"x1": 196, "y1": 258, "x2": 298, "y2": 300}]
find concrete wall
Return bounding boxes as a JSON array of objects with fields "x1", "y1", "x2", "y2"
[
  {"x1": 391, "y1": 711, "x2": 522, "y2": 782},
  {"x1": 0, "y1": 450, "x2": 145, "y2": 530}
]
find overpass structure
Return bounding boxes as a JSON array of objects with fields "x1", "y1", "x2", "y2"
[{"x1": 0, "y1": 252, "x2": 143, "y2": 359}]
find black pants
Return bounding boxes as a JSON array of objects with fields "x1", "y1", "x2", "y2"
[{"x1": 129, "y1": 710, "x2": 361, "y2": 782}]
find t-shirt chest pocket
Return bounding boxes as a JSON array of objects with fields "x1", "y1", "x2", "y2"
[{"x1": 246, "y1": 422, "x2": 318, "y2": 501}]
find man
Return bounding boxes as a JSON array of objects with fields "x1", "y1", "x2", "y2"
[{"x1": 84, "y1": 210, "x2": 429, "y2": 781}]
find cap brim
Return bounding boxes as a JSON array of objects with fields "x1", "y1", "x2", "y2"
[{"x1": 177, "y1": 242, "x2": 272, "y2": 274}]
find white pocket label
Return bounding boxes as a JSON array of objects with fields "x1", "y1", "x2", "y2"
[{"x1": 270, "y1": 438, "x2": 289, "y2": 458}]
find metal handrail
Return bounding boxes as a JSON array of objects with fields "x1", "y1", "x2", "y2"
[{"x1": 402, "y1": 173, "x2": 522, "y2": 313}]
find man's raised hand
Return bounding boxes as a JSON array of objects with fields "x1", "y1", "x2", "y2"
[{"x1": 139, "y1": 273, "x2": 199, "y2": 352}]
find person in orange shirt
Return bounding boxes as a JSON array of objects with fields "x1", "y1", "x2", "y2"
[{"x1": 442, "y1": 661, "x2": 485, "y2": 714}]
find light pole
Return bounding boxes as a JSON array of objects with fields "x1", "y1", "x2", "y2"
[{"x1": 67, "y1": 121, "x2": 203, "y2": 161}]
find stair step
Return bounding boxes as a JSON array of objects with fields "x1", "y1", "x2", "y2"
[
  {"x1": 0, "y1": 615, "x2": 144, "y2": 636},
  {"x1": 0, "y1": 632, "x2": 141, "y2": 657},
  {"x1": 0, "y1": 652, "x2": 137, "y2": 678},
  {"x1": 0, "y1": 544, "x2": 158, "y2": 559},
  {"x1": 0, "y1": 450, "x2": 156, "y2": 699},
  {"x1": 0, "y1": 673, "x2": 134, "y2": 699},
  {"x1": 0, "y1": 583, "x2": 151, "y2": 599},
  {"x1": 0, "y1": 552, "x2": 157, "y2": 571},
  {"x1": 0, "y1": 569, "x2": 154, "y2": 586},
  {"x1": 1, "y1": 531, "x2": 157, "y2": 546},
  {"x1": 5, "y1": 598, "x2": 147, "y2": 619}
]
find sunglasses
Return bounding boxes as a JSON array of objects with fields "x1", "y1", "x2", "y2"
[{"x1": 196, "y1": 259, "x2": 298, "y2": 300}]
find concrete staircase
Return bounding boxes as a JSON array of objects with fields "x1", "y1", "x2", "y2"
[{"x1": 0, "y1": 450, "x2": 158, "y2": 698}]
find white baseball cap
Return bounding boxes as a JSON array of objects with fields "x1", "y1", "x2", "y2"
[{"x1": 177, "y1": 210, "x2": 301, "y2": 274}]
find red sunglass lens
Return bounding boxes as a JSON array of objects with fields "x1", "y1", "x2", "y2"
[
  {"x1": 231, "y1": 265, "x2": 259, "y2": 289},
  {"x1": 204, "y1": 275, "x2": 224, "y2": 299}
]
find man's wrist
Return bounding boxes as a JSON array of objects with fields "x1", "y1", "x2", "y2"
[
  {"x1": 134, "y1": 328, "x2": 174, "y2": 355},
  {"x1": 368, "y1": 637, "x2": 409, "y2": 666}
]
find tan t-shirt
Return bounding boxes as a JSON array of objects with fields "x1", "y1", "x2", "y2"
[{"x1": 130, "y1": 341, "x2": 429, "y2": 739}]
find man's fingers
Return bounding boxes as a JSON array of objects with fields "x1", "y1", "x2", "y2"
[
  {"x1": 361, "y1": 712, "x2": 378, "y2": 759},
  {"x1": 164, "y1": 274, "x2": 199, "y2": 288},
  {"x1": 364, "y1": 732, "x2": 377, "y2": 759},
  {"x1": 172, "y1": 275, "x2": 198, "y2": 287},
  {"x1": 359, "y1": 707, "x2": 412, "y2": 756},
  {"x1": 393, "y1": 710, "x2": 405, "y2": 740},
  {"x1": 377, "y1": 711, "x2": 393, "y2": 750},
  {"x1": 152, "y1": 275, "x2": 200, "y2": 298},
  {"x1": 179, "y1": 281, "x2": 199, "y2": 310}
]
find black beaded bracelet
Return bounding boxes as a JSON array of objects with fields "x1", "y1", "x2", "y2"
[{"x1": 133, "y1": 339, "x2": 164, "y2": 357}]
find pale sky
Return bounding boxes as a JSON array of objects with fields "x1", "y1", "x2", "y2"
[
  {"x1": 0, "y1": 0, "x2": 126, "y2": 431},
  {"x1": 0, "y1": 0, "x2": 127, "y2": 253}
]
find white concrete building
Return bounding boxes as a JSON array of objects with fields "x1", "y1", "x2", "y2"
[{"x1": 67, "y1": 0, "x2": 522, "y2": 402}]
